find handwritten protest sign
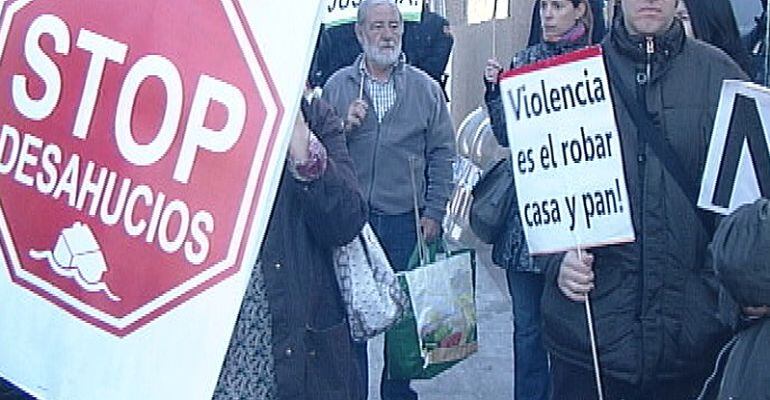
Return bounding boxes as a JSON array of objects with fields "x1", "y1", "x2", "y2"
[
  {"x1": 698, "y1": 80, "x2": 770, "y2": 215},
  {"x1": 499, "y1": 46, "x2": 634, "y2": 254},
  {"x1": 323, "y1": 0, "x2": 423, "y2": 26}
]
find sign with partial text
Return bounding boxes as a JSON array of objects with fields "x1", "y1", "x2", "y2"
[
  {"x1": 323, "y1": 0, "x2": 423, "y2": 26},
  {"x1": 698, "y1": 80, "x2": 770, "y2": 215},
  {"x1": 499, "y1": 46, "x2": 635, "y2": 254}
]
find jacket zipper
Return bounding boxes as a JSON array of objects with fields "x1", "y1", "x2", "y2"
[
  {"x1": 639, "y1": 35, "x2": 654, "y2": 283},
  {"x1": 645, "y1": 37, "x2": 654, "y2": 82},
  {"x1": 367, "y1": 72, "x2": 402, "y2": 213},
  {"x1": 637, "y1": 36, "x2": 654, "y2": 382},
  {"x1": 637, "y1": 36, "x2": 655, "y2": 276}
]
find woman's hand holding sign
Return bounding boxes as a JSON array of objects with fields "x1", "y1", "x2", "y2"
[{"x1": 558, "y1": 249, "x2": 595, "y2": 302}]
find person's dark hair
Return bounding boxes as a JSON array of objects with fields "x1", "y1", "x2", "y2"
[
  {"x1": 682, "y1": 0, "x2": 754, "y2": 76},
  {"x1": 357, "y1": 0, "x2": 403, "y2": 26}
]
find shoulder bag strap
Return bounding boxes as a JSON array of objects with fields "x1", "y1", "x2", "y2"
[{"x1": 604, "y1": 54, "x2": 713, "y2": 231}]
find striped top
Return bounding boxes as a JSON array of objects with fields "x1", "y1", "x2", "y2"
[{"x1": 359, "y1": 56, "x2": 398, "y2": 123}]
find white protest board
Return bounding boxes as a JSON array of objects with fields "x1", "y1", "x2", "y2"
[
  {"x1": 499, "y1": 46, "x2": 635, "y2": 254},
  {"x1": 0, "y1": 1, "x2": 322, "y2": 399},
  {"x1": 698, "y1": 80, "x2": 770, "y2": 215},
  {"x1": 323, "y1": 0, "x2": 423, "y2": 27}
]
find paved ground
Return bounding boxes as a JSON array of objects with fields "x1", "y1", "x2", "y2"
[{"x1": 366, "y1": 248, "x2": 515, "y2": 400}]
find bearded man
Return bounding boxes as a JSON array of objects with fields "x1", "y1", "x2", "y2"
[{"x1": 322, "y1": 1, "x2": 455, "y2": 399}]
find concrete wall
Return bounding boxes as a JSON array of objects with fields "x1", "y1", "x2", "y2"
[{"x1": 444, "y1": 0, "x2": 536, "y2": 128}]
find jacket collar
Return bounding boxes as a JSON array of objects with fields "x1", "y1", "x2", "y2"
[{"x1": 610, "y1": 16, "x2": 686, "y2": 65}]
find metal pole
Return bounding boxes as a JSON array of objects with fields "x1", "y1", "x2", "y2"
[
  {"x1": 584, "y1": 297, "x2": 604, "y2": 400},
  {"x1": 762, "y1": 0, "x2": 770, "y2": 86},
  {"x1": 491, "y1": 0, "x2": 498, "y2": 60},
  {"x1": 578, "y1": 246, "x2": 604, "y2": 400}
]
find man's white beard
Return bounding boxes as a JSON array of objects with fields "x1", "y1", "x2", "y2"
[{"x1": 363, "y1": 40, "x2": 401, "y2": 67}]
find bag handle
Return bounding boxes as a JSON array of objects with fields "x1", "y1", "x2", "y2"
[
  {"x1": 358, "y1": 230, "x2": 373, "y2": 267},
  {"x1": 408, "y1": 156, "x2": 429, "y2": 267},
  {"x1": 604, "y1": 54, "x2": 713, "y2": 231}
]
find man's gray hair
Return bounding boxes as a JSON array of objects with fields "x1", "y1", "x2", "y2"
[{"x1": 356, "y1": 0, "x2": 402, "y2": 25}]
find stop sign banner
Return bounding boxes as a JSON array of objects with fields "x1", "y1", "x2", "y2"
[{"x1": 0, "y1": 1, "x2": 321, "y2": 398}]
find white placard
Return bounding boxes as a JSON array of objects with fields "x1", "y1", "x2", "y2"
[
  {"x1": 698, "y1": 80, "x2": 770, "y2": 215},
  {"x1": 323, "y1": 0, "x2": 423, "y2": 27},
  {"x1": 499, "y1": 46, "x2": 635, "y2": 254}
]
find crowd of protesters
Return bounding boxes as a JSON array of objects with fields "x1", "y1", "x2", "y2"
[{"x1": 2, "y1": 0, "x2": 770, "y2": 400}]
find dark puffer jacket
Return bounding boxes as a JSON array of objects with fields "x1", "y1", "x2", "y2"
[{"x1": 539, "y1": 18, "x2": 747, "y2": 385}]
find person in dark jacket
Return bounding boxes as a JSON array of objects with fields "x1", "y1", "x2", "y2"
[
  {"x1": 697, "y1": 198, "x2": 770, "y2": 400},
  {"x1": 213, "y1": 92, "x2": 367, "y2": 400},
  {"x1": 309, "y1": 23, "x2": 361, "y2": 88},
  {"x1": 541, "y1": 0, "x2": 748, "y2": 398},
  {"x1": 706, "y1": 198, "x2": 770, "y2": 400},
  {"x1": 717, "y1": 308, "x2": 770, "y2": 400},
  {"x1": 403, "y1": 0, "x2": 454, "y2": 95},
  {"x1": 310, "y1": 1, "x2": 452, "y2": 90},
  {"x1": 742, "y1": 0, "x2": 768, "y2": 84},
  {"x1": 676, "y1": 0, "x2": 754, "y2": 76},
  {"x1": 483, "y1": 1, "x2": 593, "y2": 399}
]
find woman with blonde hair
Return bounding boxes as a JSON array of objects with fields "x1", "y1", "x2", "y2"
[{"x1": 482, "y1": 1, "x2": 594, "y2": 399}]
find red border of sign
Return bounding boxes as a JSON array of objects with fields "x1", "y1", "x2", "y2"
[
  {"x1": 0, "y1": 3, "x2": 8, "y2": 31},
  {"x1": 501, "y1": 45, "x2": 603, "y2": 80},
  {"x1": 0, "y1": 0, "x2": 285, "y2": 337}
]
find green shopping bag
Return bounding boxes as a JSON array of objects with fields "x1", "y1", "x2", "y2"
[{"x1": 384, "y1": 242, "x2": 478, "y2": 380}]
